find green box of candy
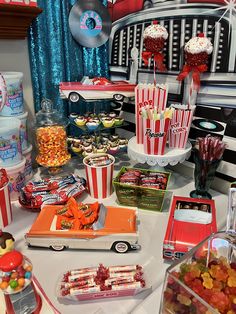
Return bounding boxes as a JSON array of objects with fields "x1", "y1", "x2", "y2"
[{"x1": 113, "y1": 167, "x2": 170, "y2": 212}]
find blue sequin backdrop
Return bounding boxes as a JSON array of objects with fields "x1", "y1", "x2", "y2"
[{"x1": 28, "y1": 0, "x2": 109, "y2": 114}]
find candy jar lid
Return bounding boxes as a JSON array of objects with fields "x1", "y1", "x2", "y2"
[
  {"x1": 0, "y1": 251, "x2": 33, "y2": 295},
  {"x1": 35, "y1": 98, "x2": 69, "y2": 127}
]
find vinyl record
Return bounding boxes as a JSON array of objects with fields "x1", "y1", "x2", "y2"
[
  {"x1": 69, "y1": 0, "x2": 112, "y2": 48},
  {"x1": 192, "y1": 118, "x2": 224, "y2": 132}
]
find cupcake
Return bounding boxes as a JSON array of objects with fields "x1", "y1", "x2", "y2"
[
  {"x1": 71, "y1": 142, "x2": 82, "y2": 153},
  {"x1": 75, "y1": 116, "x2": 86, "y2": 126},
  {"x1": 98, "y1": 112, "x2": 107, "y2": 119},
  {"x1": 82, "y1": 141, "x2": 92, "y2": 150},
  {"x1": 82, "y1": 148, "x2": 93, "y2": 157},
  {"x1": 95, "y1": 144, "x2": 107, "y2": 154},
  {"x1": 108, "y1": 143, "x2": 119, "y2": 154},
  {"x1": 109, "y1": 112, "x2": 117, "y2": 119},
  {"x1": 109, "y1": 134, "x2": 119, "y2": 141},
  {"x1": 114, "y1": 117, "x2": 124, "y2": 126},
  {"x1": 184, "y1": 33, "x2": 213, "y2": 66},
  {"x1": 67, "y1": 136, "x2": 75, "y2": 145},
  {"x1": 119, "y1": 137, "x2": 128, "y2": 145},
  {"x1": 143, "y1": 22, "x2": 168, "y2": 53},
  {"x1": 102, "y1": 117, "x2": 115, "y2": 128},
  {"x1": 69, "y1": 112, "x2": 78, "y2": 120},
  {"x1": 86, "y1": 120, "x2": 100, "y2": 131}
]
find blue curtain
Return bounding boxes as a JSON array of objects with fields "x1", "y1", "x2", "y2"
[{"x1": 28, "y1": 0, "x2": 109, "y2": 114}]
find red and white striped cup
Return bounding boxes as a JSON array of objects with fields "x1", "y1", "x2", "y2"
[
  {"x1": 143, "y1": 117, "x2": 171, "y2": 155},
  {"x1": 0, "y1": 183, "x2": 12, "y2": 228},
  {"x1": 168, "y1": 105, "x2": 195, "y2": 149},
  {"x1": 83, "y1": 154, "x2": 115, "y2": 199},
  {"x1": 135, "y1": 84, "x2": 168, "y2": 144}
]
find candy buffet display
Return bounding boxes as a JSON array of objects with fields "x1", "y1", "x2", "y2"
[
  {"x1": 163, "y1": 196, "x2": 217, "y2": 260},
  {"x1": 57, "y1": 264, "x2": 146, "y2": 301},
  {"x1": 19, "y1": 174, "x2": 86, "y2": 210},
  {"x1": 35, "y1": 99, "x2": 71, "y2": 170},
  {"x1": 0, "y1": 250, "x2": 42, "y2": 314},
  {"x1": 113, "y1": 167, "x2": 170, "y2": 211},
  {"x1": 25, "y1": 197, "x2": 140, "y2": 253},
  {"x1": 0, "y1": 231, "x2": 14, "y2": 256}
]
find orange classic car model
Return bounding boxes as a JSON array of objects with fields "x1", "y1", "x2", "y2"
[{"x1": 25, "y1": 198, "x2": 140, "y2": 254}]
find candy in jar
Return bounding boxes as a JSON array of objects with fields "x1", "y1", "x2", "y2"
[
  {"x1": 35, "y1": 99, "x2": 71, "y2": 169},
  {"x1": 0, "y1": 250, "x2": 42, "y2": 313}
]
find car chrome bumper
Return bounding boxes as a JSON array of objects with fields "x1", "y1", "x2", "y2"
[{"x1": 130, "y1": 244, "x2": 141, "y2": 250}]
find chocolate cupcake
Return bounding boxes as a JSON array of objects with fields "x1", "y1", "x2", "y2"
[
  {"x1": 75, "y1": 116, "x2": 86, "y2": 126},
  {"x1": 69, "y1": 112, "x2": 78, "y2": 120},
  {"x1": 109, "y1": 112, "x2": 117, "y2": 119}
]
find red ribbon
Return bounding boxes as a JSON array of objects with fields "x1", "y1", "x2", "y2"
[
  {"x1": 142, "y1": 51, "x2": 166, "y2": 72},
  {"x1": 177, "y1": 64, "x2": 208, "y2": 91}
]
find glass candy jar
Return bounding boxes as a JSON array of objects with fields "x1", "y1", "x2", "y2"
[
  {"x1": 35, "y1": 99, "x2": 71, "y2": 172},
  {"x1": 160, "y1": 188, "x2": 236, "y2": 314},
  {"x1": 0, "y1": 251, "x2": 42, "y2": 313}
]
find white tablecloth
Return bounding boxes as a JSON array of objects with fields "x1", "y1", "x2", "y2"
[{"x1": 0, "y1": 159, "x2": 229, "y2": 314}]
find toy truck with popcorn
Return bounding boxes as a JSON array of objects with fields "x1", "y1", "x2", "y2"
[{"x1": 25, "y1": 199, "x2": 140, "y2": 253}]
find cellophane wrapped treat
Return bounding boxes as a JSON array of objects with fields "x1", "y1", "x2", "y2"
[{"x1": 57, "y1": 264, "x2": 146, "y2": 301}]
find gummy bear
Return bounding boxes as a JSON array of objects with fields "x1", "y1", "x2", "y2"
[
  {"x1": 210, "y1": 265, "x2": 229, "y2": 282},
  {"x1": 202, "y1": 272, "x2": 213, "y2": 289},
  {"x1": 209, "y1": 291, "x2": 230, "y2": 313},
  {"x1": 177, "y1": 293, "x2": 191, "y2": 306}
]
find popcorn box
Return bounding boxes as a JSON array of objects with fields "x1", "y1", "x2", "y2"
[
  {"x1": 163, "y1": 196, "x2": 217, "y2": 260},
  {"x1": 135, "y1": 84, "x2": 168, "y2": 144},
  {"x1": 0, "y1": 0, "x2": 37, "y2": 6},
  {"x1": 143, "y1": 117, "x2": 171, "y2": 155},
  {"x1": 113, "y1": 167, "x2": 170, "y2": 212},
  {"x1": 168, "y1": 105, "x2": 195, "y2": 149}
]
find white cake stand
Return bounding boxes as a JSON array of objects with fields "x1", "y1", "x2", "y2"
[{"x1": 128, "y1": 136, "x2": 192, "y2": 173}]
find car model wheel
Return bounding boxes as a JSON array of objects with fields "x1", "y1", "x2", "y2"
[
  {"x1": 112, "y1": 241, "x2": 130, "y2": 253},
  {"x1": 50, "y1": 245, "x2": 66, "y2": 251},
  {"x1": 113, "y1": 94, "x2": 124, "y2": 101},
  {"x1": 143, "y1": 0, "x2": 153, "y2": 9},
  {"x1": 69, "y1": 92, "x2": 80, "y2": 102}
]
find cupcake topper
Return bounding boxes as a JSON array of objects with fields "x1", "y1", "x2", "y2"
[
  {"x1": 142, "y1": 21, "x2": 168, "y2": 84},
  {"x1": 177, "y1": 33, "x2": 213, "y2": 108}
]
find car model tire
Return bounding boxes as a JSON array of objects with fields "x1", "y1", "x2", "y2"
[
  {"x1": 69, "y1": 92, "x2": 80, "y2": 102},
  {"x1": 143, "y1": 0, "x2": 153, "y2": 9},
  {"x1": 112, "y1": 241, "x2": 130, "y2": 253},
  {"x1": 113, "y1": 94, "x2": 124, "y2": 101},
  {"x1": 50, "y1": 245, "x2": 66, "y2": 251}
]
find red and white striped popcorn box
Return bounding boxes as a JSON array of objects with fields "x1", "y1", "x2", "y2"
[
  {"x1": 135, "y1": 84, "x2": 168, "y2": 144},
  {"x1": 83, "y1": 154, "x2": 115, "y2": 199},
  {"x1": 168, "y1": 105, "x2": 195, "y2": 149},
  {"x1": 143, "y1": 117, "x2": 171, "y2": 155},
  {"x1": 0, "y1": 183, "x2": 12, "y2": 228},
  {"x1": 0, "y1": 0, "x2": 37, "y2": 6}
]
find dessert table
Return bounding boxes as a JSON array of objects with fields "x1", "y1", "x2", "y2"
[{"x1": 0, "y1": 155, "x2": 229, "y2": 314}]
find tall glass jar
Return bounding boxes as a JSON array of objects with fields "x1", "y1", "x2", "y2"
[{"x1": 35, "y1": 99, "x2": 71, "y2": 173}]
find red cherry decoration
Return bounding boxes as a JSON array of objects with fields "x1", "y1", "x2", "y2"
[{"x1": 0, "y1": 251, "x2": 23, "y2": 272}]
